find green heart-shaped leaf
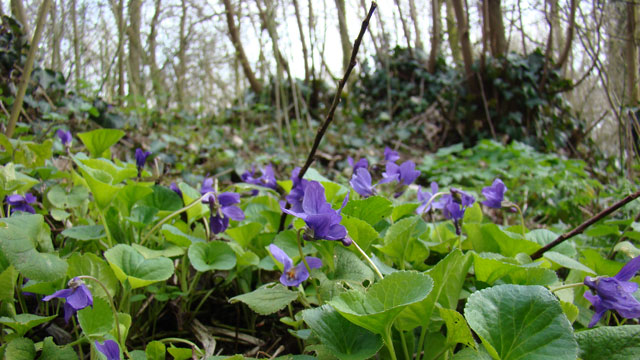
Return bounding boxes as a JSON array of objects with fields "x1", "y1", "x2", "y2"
[
  {"x1": 62, "y1": 225, "x2": 106, "y2": 241},
  {"x1": 188, "y1": 241, "x2": 236, "y2": 272},
  {"x1": 77, "y1": 297, "x2": 113, "y2": 336},
  {"x1": 575, "y1": 325, "x2": 640, "y2": 360},
  {"x1": 0, "y1": 314, "x2": 57, "y2": 337},
  {"x1": 77, "y1": 129, "x2": 125, "y2": 158},
  {"x1": 66, "y1": 253, "x2": 118, "y2": 299},
  {"x1": 329, "y1": 271, "x2": 433, "y2": 335},
  {"x1": 464, "y1": 284, "x2": 578, "y2": 360},
  {"x1": 104, "y1": 244, "x2": 174, "y2": 289},
  {"x1": 342, "y1": 196, "x2": 393, "y2": 226},
  {"x1": 302, "y1": 305, "x2": 383, "y2": 360},
  {"x1": 230, "y1": 283, "x2": 298, "y2": 316},
  {"x1": 0, "y1": 215, "x2": 67, "y2": 281}
]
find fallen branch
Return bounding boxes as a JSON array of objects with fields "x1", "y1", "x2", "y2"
[{"x1": 530, "y1": 189, "x2": 640, "y2": 260}]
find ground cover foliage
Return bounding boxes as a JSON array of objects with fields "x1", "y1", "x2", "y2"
[{"x1": 2, "y1": 12, "x2": 640, "y2": 360}]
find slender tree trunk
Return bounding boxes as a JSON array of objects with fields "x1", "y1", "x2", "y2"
[
  {"x1": 222, "y1": 0, "x2": 263, "y2": 94},
  {"x1": 71, "y1": 0, "x2": 81, "y2": 91},
  {"x1": 49, "y1": 1, "x2": 56, "y2": 69},
  {"x1": 6, "y1": 0, "x2": 51, "y2": 138},
  {"x1": 127, "y1": 0, "x2": 144, "y2": 103},
  {"x1": 408, "y1": 0, "x2": 423, "y2": 52},
  {"x1": 445, "y1": 0, "x2": 461, "y2": 65},
  {"x1": 335, "y1": 0, "x2": 352, "y2": 73},
  {"x1": 451, "y1": 0, "x2": 475, "y2": 89},
  {"x1": 394, "y1": 0, "x2": 413, "y2": 57},
  {"x1": 487, "y1": 0, "x2": 507, "y2": 56},
  {"x1": 556, "y1": 0, "x2": 576, "y2": 71},
  {"x1": 626, "y1": 1, "x2": 639, "y2": 106},
  {"x1": 176, "y1": 0, "x2": 188, "y2": 109},
  {"x1": 428, "y1": 0, "x2": 441, "y2": 72},
  {"x1": 292, "y1": 0, "x2": 310, "y2": 84},
  {"x1": 10, "y1": 0, "x2": 29, "y2": 34},
  {"x1": 148, "y1": 0, "x2": 166, "y2": 108},
  {"x1": 110, "y1": 0, "x2": 126, "y2": 102}
]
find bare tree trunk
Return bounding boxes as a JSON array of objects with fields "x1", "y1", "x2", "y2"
[
  {"x1": 50, "y1": 0, "x2": 65, "y2": 72},
  {"x1": 556, "y1": 0, "x2": 576, "y2": 71},
  {"x1": 394, "y1": 0, "x2": 413, "y2": 57},
  {"x1": 487, "y1": 0, "x2": 507, "y2": 56},
  {"x1": 451, "y1": 0, "x2": 475, "y2": 90},
  {"x1": 148, "y1": 0, "x2": 166, "y2": 108},
  {"x1": 408, "y1": 0, "x2": 423, "y2": 52},
  {"x1": 222, "y1": 0, "x2": 263, "y2": 94},
  {"x1": 626, "y1": 1, "x2": 639, "y2": 105},
  {"x1": 10, "y1": 0, "x2": 29, "y2": 33},
  {"x1": 71, "y1": 0, "x2": 81, "y2": 91},
  {"x1": 292, "y1": 0, "x2": 310, "y2": 84},
  {"x1": 110, "y1": 0, "x2": 126, "y2": 102},
  {"x1": 445, "y1": 0, "x2": 461, "y2": 65},
  {"x1": 428, "y1": 0, "x2": 441, "y2": 72},
  {"x1": 335, "y1": 0, "x2": 352, "y2": 73},
  {"x1": 127, "y1": 0, "x2": 144, "y2": 103},
  {"x1": 176, "y1": 0, "x2": 188, "y2": 109}
]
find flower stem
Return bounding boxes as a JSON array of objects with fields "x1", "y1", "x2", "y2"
[
  {"x1": 508, "y1": 202, "x2": 527, "y2": 237},
  {"x1": 383, "y1": 327, "x2": 398, "y2": 360},
  {"x1": 351, "y1": 239, "x2": 384, "y2": 280},
  {"x1": 415, "y1": 326, "x2": 428, "y2": 360},
  {"x1": 75, "y1": 276, "x2": 130, "y2": 359},
  {"x1": 296, "y1": 229, "x2": 322, "y2": 304},
  {"x1": 141, "y1": 193, "x2": 210, "y2": 246},
  {"x1": 549, "y1": 282, "x2": 584, "y2": 293},
  {"x1": 98, "y1": 209, "x2": 113, "y2": 247}
]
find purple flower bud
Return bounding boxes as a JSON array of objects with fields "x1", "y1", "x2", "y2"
[
  {"x1": 43, "y1": 277, "x2": 93, "y2": 323},
  {"x1": 95, "y1": 340, "x2": 120, "y2": 360},
  {"x1": 584, "y1": 256, "x2": 640, "y2": 327},
  {"x1": 134, "y1": 148, "x2": 151, "y2": 170},
  {"x1": 56, "y1": 129, "x2": 72, "y2": 147},
  {"x1": 269, "y1": 244, "x2": 322, "y2": 287},
  {"x1": 169, "y1": 182, "x2": 182, "y2": 198},
  {"x1": 481, "y1": 178, "x2": 507, "y2": 209},
  {"x1": 384, "y1": 147, "x2": 400, "y2": 163}
]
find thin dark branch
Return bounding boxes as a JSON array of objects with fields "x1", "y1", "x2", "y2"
[
  {"x1": 277, "y1": 1, "x2": 377, "y2": 232},
  {"x1": 530, "y1": 189, "x2": 640, "y2": 260},
  {"x1": 297, "y1": 2, "x2": 377, "y2": 179}
]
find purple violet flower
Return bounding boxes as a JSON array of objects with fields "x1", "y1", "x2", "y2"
[
  {"x1": 204, "y1": 193, "x2": 245, "y2": 234},
  {"x1": 384, "y1": 147, "x2": 400, "y2": 163},
  {"x1": 135, "y1": 148, "x2": 151, "y2": 170},
  {"x1": 285, "y1": 167, "x2": 310, "y2": 213},
  {"x1": 42, "y1": 277, "x2": 93, "y2": 323},
  {"x1": 350, "y1": 168, "x2": 376, "y2": 198},
  {"x1": 583, "y1": 256, "x2": 640, "y2": 327},
  {"x1": 416, "y1": 182, "x2": 440, "y2": 214},
  {"x1": 347, "y1": 157, "x2": 369, "y2": 172},
  {"x1": 56, "y1": 129, "x2": 72, "y2": 147},
  {"x1": 95, "y1": 340, "x2": 120, "y2": 360},
  {"x1": 481, "y1": 178, "x2": 507, "y2": 209},
  {"x1": 281, "y1": 181, "x2": 351, "y2": 246},
  {"x1": 438, "y1": 188, "x2": 475, "y2": 235},
  {"x1": 241, "y1": 164, "x2": 278, "y2": 190},
  {"x1": 6, "y1": 193, "x2": 37, "y2": 214},
  {"x1": 170, "y1": 182, "x2": 182, "y2": 198},
  {"x1": 269, "y1": 244, "x2": 322, "y2": 287},
  {"x1": 381, "y1": 160, "x2": 421, "y2": 186}
]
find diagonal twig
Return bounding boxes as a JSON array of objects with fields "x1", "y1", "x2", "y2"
[{"x1": 530, "y1": 189, "x2": 640, "y2": 260}]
